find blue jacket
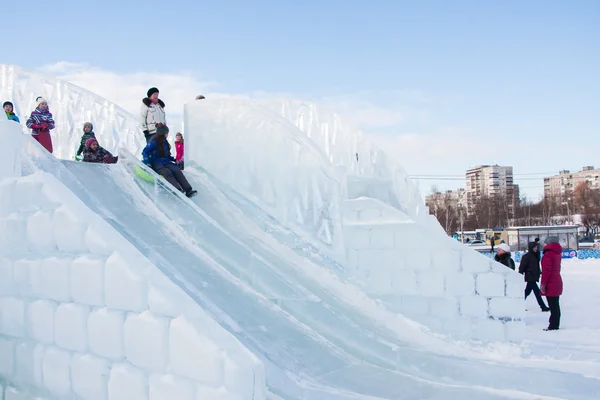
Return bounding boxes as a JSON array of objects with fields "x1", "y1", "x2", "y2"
[
  {"x1": 142, "y1": 137, "x2": 175, "y2": 166},
  {"x1": 5, "y1": 112, "x2": 19, "y2": 123}
]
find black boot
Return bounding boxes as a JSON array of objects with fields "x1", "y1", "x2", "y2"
[{"x1": 186, "y1": 188, "x2": 198, "y2": 198}]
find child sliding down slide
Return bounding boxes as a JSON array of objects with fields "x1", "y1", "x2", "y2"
[{"x1": 142, "y1": 130, "x2": 197, "y2": 198}]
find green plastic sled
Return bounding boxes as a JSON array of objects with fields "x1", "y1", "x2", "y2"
[{"x1": 134, "y1": 165, "x2": 155, "y2": 183}]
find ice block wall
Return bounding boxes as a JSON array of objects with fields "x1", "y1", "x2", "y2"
[
  {"x1": 0, "y1": 170, "x2": 265, "y2": 400},
  {"x1": 343, "y1": 198, "x2": 525, "y2": 342},
  {"x1": 0, "y1": 121, "x2": 22, "y2": 180}
]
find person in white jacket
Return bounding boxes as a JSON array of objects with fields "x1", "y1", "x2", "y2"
[{"x1": 140, "y1": 87, "x2": 167, "y2": 143}]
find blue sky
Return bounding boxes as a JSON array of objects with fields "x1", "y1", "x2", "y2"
[{"x1": 3, "y1": 0, "x2": 599, "y2": 199}]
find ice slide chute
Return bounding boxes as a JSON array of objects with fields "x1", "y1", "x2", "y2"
[
  {"x1": 3, "y1": 65, "x2": 599, "y2": 399},
  {"x1": 12, "y1": 137, "x2": 597, "y2": 400}
]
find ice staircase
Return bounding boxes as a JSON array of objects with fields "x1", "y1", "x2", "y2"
[{"x1": 2, "y1": 64, "x2": 599, "y2": 400}]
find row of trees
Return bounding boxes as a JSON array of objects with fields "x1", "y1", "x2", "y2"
[{"x1": 428, "y1": 182, "x2": 600, "y2": 236}]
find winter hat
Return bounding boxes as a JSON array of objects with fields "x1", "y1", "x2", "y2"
[
  {"x1": 36, "y1": 96, "x2": 47, "y2": 105},
  {"x1": 544, "y1": 236, "x2": 559, "y2": 244},
  {"x1": 195, "y1": 95, "x2": 205, "y2": 100},
  {"x1": 83, "y1": 122, "x2": 94, "y2": 132},
  {"x1": 3, "y1": 101, "x2": 13, "y2": 108},
  {"x1": 147, "y1": 87, "x2": 159, "y2": 98},
  {"x1": 85, "y1": 137, "x2": 98, "y2": 148},
  {"x1": 497, "y1": 243, "x2": 510, "y2": 253},
  {"x1": 156, "y1": 124, "x2": 169, "y2": 135}
]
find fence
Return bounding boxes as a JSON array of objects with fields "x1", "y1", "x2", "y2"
[{"x1": 479, "y1": 250, "x2": 600, "y2": 262}]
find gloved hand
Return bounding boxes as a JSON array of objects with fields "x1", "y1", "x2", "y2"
[
  {"x1": 75, "y1": 155, "x2": 83, "y2": 162},
  {"x1": 143, "y1": 130, "x2": 149, "y2": 135},
  {"x1": 40, "y1": 123, "x2": 48, "y2": 130}
]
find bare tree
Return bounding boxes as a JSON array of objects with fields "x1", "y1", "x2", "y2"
[
  {"x1": 574, "y1": 181, "x2": 600, "y2": 237},
  {"x1": 427, "y1": 188, "x2": 460, "y2": 234}
]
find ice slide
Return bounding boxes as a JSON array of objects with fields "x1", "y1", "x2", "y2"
[
  {"x1": 15, "y1": 134, "x2": 597, "y2": 400},
  {"x1": 2, "y1": 65, "x2": 599, "y2": 399}
]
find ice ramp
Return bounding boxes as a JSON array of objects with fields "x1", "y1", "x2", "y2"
[
  {"x1": 12, "y1": 140, "x2": 597, "y2": 400},
  {"x1": 14, "y1": 140, "x2": 495, "y2": 400}
]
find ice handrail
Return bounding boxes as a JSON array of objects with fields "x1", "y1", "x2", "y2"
[
  {"x1": 0, "y1": 63, "x2": 144, "y2": 159},
  {"x1": 185, "y1": 99, "x2": 347, "y2": 259},
  {"x1": 261, "y1": 99, "x2": 427, "y2": 220}
]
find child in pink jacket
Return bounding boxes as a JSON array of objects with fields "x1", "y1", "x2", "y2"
[{"x1": 175, "y1": 132, "x2": 184, "y2": 170}]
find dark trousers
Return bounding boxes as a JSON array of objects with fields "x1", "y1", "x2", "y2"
[
  {"x1": 525, "y1": 282, "x2": 548, "y2": 310},
  {"x1": 145, "y1": 133, "x2": 153, "y2": 143},
  {"x1": 152, "y1": 163, "x2": 192, "y2": 192},
  {"x1": 546, "y1": 296, "x2": 561, "y2": 330}
]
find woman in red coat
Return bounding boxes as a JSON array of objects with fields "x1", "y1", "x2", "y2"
[{"x1": 540, "y1": 236, "x2": 563, "y2": 330}]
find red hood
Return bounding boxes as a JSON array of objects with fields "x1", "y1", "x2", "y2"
[{"x1": 543, "y1": 242, "x2": 563, "y2": 254}]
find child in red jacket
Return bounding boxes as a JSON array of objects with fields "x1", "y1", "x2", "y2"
[{"x1": 175, "y1": 132, "x2": 184, "y2": 170}]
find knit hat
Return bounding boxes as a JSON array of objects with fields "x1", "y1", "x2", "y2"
[
  {"x1": 2, "y1": 101, "x2": 13, "y2": 108},
  {"x1": 497, "y1": 243, "x2": 510, "y2": 253},
  {"x1": 147, "y1": 87, "x2": 159, "y2": 98},
  {"x1": 195, "y1": 95, "x2": 205, "y2": 100},
  {"x1": 544, "y1": 236, "x2": 559, "y2": 244},
  {"x1": 36, "y1": 96, "x2": 47, "y2": 106},
  {"x1": 85, "y1": 137, "x2": 98, "y2": 148},
  {"x1": 156, "y1": 124, "x2": 169, "y2": 135}
]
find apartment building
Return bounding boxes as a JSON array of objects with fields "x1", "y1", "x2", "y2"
[
  {"x1": 465, "y1": 165, "x2": 515, "y2": 214},
  {"x1": 544, "y1": 166, "x2": 600, "y2": 201},
  {"x1": 425, "y1": 188, "x2": 467, "y2": 211}
]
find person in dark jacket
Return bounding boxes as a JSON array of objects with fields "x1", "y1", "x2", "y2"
[
  {"x1": 142, "y1": 132, "x2": 197, "y2": 198},
  {"x1": 3, "y1": 101, "x2": 20, "y2": 122},
  {"x1": 82, "y1": 138, "x2": 118, "y2": 164},
  {"x1": 494, "y1": 243, "x2": 515, "y2": 270},
  {"x1": 541, "y1": 236, "x2": 564, "y2": 331},
  {"x1": 76, "y1": 122, "x2": 96, "y2": 158},
  {"x1": 518, "y1": 241, "x2": 550, "y2": 312}
]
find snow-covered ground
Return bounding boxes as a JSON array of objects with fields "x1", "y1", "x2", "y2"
[{"x1": 522, "y1": 258, "x2": 600, "y2": 368}]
